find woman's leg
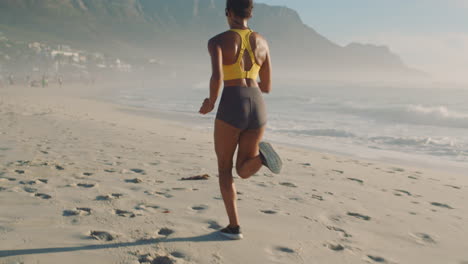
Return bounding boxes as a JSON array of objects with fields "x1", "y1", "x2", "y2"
[
  {"x1": 214, "y1": 119, "x2": 241, "y2": 227},
  {"x1": 235, "y1": 126, "x2": 265, "y2": 179}
]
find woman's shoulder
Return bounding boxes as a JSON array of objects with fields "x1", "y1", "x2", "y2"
[
  {"x1": 212, "y1": 30, "x2": 237, "y2": 39},
  {"x1": 208, "y1": 31, "x2": 231, "y2": 44},
  {"x1": 250, "y1": 31, "x2": 269, "y2": 51},
  {"x1": 251, "y1": 31, "x2": 268, "y2": 43}
]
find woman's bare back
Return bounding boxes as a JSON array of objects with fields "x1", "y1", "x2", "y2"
[{"x1": 211, "y1": 30, "x2": 270, "y2": 88}]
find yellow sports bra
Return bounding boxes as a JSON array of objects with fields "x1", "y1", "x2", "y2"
[{"x1": 223, "y1": 29, "x2": 261, "y2": 81}]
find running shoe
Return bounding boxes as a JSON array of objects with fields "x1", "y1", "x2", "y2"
[
  {"x1": 220, "y1": 225, "x2": 243, "y2": 240},
  {"x1": 259, "y1": 142, "x2": 282, "y2": 174}
]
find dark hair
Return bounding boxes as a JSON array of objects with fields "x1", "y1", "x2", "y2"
[{"x1": 226, "y1": 0, "x2": 254, "y2": 18}]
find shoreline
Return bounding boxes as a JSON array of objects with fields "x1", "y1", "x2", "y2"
[{"x1": 90, "y1": 84, "x2": 468, "y2": 177}]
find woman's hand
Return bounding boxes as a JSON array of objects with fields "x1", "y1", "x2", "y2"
[{"x1": 199, "y1": 98, "x2": 215, "y2": 115}]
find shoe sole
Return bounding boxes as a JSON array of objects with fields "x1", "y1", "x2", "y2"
[
  {"x1": 259, "y1": 142, "x2": 282, "y2": 174},
  {"x1": 220, "y1": 232, "x2": 243, "y2": 240}
]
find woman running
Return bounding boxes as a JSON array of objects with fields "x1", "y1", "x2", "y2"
[{"x1": 199, "y1": 0, "x2": 282, "y2": 240}]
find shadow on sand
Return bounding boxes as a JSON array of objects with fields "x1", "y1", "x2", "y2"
[{"x1": 0, "y1": 231, "x2": 227, "y2": 258}]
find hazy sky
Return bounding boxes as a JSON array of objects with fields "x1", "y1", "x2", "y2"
[{"x1": 257, "y1": 0, "x2": 468, "y2": 82}]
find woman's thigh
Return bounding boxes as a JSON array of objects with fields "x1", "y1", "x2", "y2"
[
  {"x1": 235, "y1": 126, "x2": 265, "y2": 170},
  {"x1": 214, "y1": 119, "x2": 241, "y2": 172}
]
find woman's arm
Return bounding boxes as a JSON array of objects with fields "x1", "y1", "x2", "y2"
[
  {"x1": 208, "y1": 37, "x2": 223, "y2": 105},
  {"x1": 258, "y1": 42, "x2": 272, "y2": 94},
  {"x1": 199, "y1": 37, "x2": 223, "y2": 115}
]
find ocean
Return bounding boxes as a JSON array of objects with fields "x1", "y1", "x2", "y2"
[{"x1": 110, "y1": 82, "x2": 468, "y2": 174}]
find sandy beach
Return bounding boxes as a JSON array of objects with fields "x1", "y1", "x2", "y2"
[{"x1": 0, "y1": 84, "x2": 467, "y2": 264}]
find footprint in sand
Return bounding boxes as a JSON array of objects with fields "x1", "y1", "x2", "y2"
[
  {"x1": 367, "y1": 255, "x2": 388, "y2": 263},
  {"x1": 130, "y1": 168, "x2": 146, "y2": 175},
  {"x1": 430, "y1": 202, "x2": 453, "y2": 209},
  {"x1": 410, "y1": 232, "x2": 436, "y2": 244},
  {"x1": 325, "y1": 242, "x2": 345, "y2": 251},
  {"x1": 135, "y1": 204, "x2": 160, "y2": 211},
  {"x1": 261, "y1": 210, "x2": 277, "y2": 215},
  {"x1": 0, "y1": 177, "x2": 16, "y2": 182},
  {"x1": 267, "y1": 246, "x2": 298, "y2": 262},
  {"x1": 332, "y1": 170, "x2": 344, "y2": 174},
  {"x1": 394, "y1": 189, "x2": 412, "y2": 196},
  {"x1": 207, "y1": 220, "x2": 222, "y2": 230},
  {"x1": 125, "y1": 178, "x2": 143, "y2": 184},
  {"x1": 136, "y1": 253, "x2": 155, "y2": 263},
  {"x1": 172, "y1": 187, "x2": 187, "y2": 191},
  {"x1": 8, "y1": 160, "x2": 31, "y2": 167},
  {"x1": 191, "y1": 205, "x2": 208, "y2": 211},
  {"x1": 170, "y1": 251, "x2": 187, "y2": 260},
  {"x1": 114, "y1": 209, "x2": 136, "y2": 218},
  {"x1": 83, "y1": 172, "x2": 93, "y2": 176},
  {"x1": 89, "y1": 230, "x2": 116, "y2": 241},
  {"x1": 311, "y1": 194, "x2": 324, "y2": 201},
  {"x1": 279, "y1": 182, "x2": 297, "y2": 188},
  {"x1": 63, "y1": 207, "x2": 92, "y2": 216},
  {"x1": 96, "y1": 193, "x2": 123, "y2": 201},
  {"x1": 275, "y1": 246, "x2": 295, "y2": 253},
  {"x1": 77, "y1": 183, "x2": 97, "y2": 188},
  {"x1": 158, "y1": 227, "x2": 174, "y2": 236},
  {"x1": 35, "y1": 193, "x2": 52, "y2": 199},
  {"x1": 138, "y1": 254, "x2": 176, "y2": 264},
  {"x1": 144, "y1": 191, "x2": 174, "y2": 198},
  {"x1": 152, "y1": 191, "x2": 174, "y2": 198},
  {"x1": 55, "y1": 165, "x2": 65, "y2": 170},
  {"x1": 288, "y1": 196, "x2": 304, "y2": 202},
  {"x1": 445, "y1": 185, "x2": 461, "y2": 190},
  {"x1": 24, "y1": 187, "x2": 38, "y2": 193},
  {"x1": 347, "y1": 178, "x2": 364, "y2": 184},
  {"x1": 19, "y1": 180, "x2": 39, "y2": 185},
  {"x1": 14, "y1": 169, "x2": 25, "y2": 174},
  {"x1": 347, "y1": 212, "x2": 371, "y2": 221},
  {"x1": 327, "y1": 226, "x2": 351, "y2": 237}
]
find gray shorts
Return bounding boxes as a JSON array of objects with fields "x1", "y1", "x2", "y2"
[{"x1": 216, "y1": 86, "x2": 267, "y2": 130}]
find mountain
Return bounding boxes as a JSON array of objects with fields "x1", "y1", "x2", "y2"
[{"x1": 0, "y1": 0, "x2": 419, "y2": 81}]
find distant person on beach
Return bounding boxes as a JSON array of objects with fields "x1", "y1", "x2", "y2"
[
  {"x1": 199, "y1": 0, "x2": 282, "y2": 240},
  {"x1": 58, "y1": 76, "x2": 63, "y2": 88},
  {"x1": 41, "y1": 75, "x2": 48, "y2": 88},
  {"x1": 8, "y1": 74, "x2": 14, "y2": 86}
]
